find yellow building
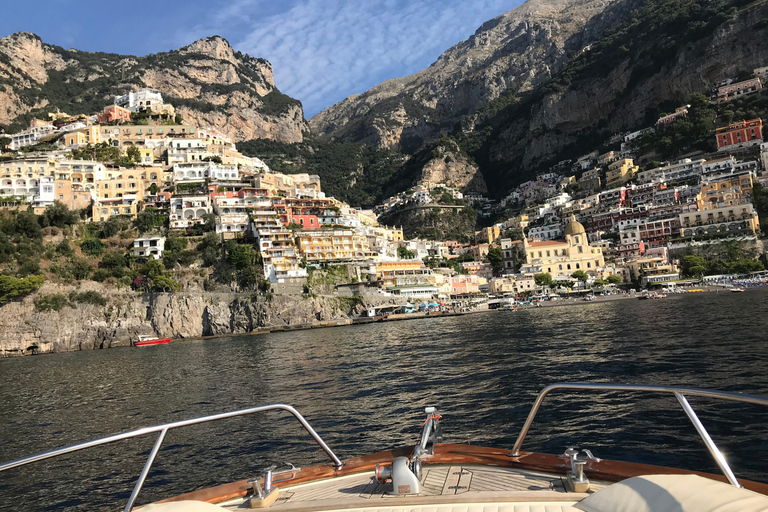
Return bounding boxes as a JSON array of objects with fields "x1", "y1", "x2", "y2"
[
  {"x1": 605, "y1": 158, "x2": 639, "y2": 188},
  {"x1": 64, "y1": 125, "x2": 101, "y2": 147},
  {"x1": 477, "y1": 225, "x2": 501, "y2": 243},
  {"x1": 521, "y1": 216, "x2": 605, "y2": 280},
  {"x1": 507, "y1": 214, "x2": 529, "y2": 230},
  {"x1": 93, "y1": 197, "x2": 141, "y2": 222},
  {"x1": 679, "y1": 204, "x2": 760, "y2": 238},
  {"x1": 296, "y1": 229, "x2": 373, "y2": 263},
  {"x1": 697, "y1": 172, "x2": 754, "y2": 211},
  {"x1": 94, "y1": 170, "x2": 145, "y2": 201},
  {"x1": 374, "y1": 260, "x2": 428, "y2": 287}
]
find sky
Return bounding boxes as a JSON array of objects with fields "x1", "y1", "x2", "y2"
[{"x1": 0, "y1": 0, "x2": 523, "y2": 117}]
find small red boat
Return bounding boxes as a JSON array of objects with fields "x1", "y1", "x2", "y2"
[{"x1": 134, "y1": 335, "x2": 171, "y2": 347}]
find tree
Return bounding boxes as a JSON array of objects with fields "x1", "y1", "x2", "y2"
[
  {"x1": 571, "y1": 270, "x2": 588, "y2": 282},
  {"x1": 486, "y1": 246, "x2": 503, "y2": 274},
  {"x1": 135, "y1": 210, "x2": 167, "y2": 233},
  {"x1": 0, "y1": 136, "x2": 10, "y2": 152},
  {"x1": 534, "y1": 273, "x2": 554, "y2": 287},
  {"x1": 681, "y1": 255, "x2": 707, "y2": 277},
  {"x1": 227, "y1": 242, "x2": 259, "y2": 269},
  {"x1": 148, "y1": 183, "x2": 159, "y2": 195},
  {"x1": 606, "y1": 275, "x2": 622, "y2": 285},
  {"x1": 40, "y1": 201, "x2": 79, "y2": 228},
  {"x1": 125, "y1": 145, "x2": 141, "y2": 163},
  {"x1": 13, "y1": 211, "x2": 42, "y2": 240},
  {"x1": 80, "y1": 239, "x2": 104, "y2": 257},
  {"x1": 397, "y1": 246, "x2": 415, "y2": 259}
]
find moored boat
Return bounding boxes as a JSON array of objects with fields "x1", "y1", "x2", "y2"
[
  {"x1": 134, "y1": 335, "x2": 171, "y2": 346},
  {"x1": 2, "y1": 383, "x2": 768, "y2": 511},
  {"x1": 731, "y1": 286, "x2": 746, "y2": 292}
]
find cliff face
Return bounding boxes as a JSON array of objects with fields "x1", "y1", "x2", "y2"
[
  {"x1": 309, "y1": 0, "x2": 640, "y2": 152},
  {"x1": 0, "y1": 282, "x2": 385, "y2": 357},
  {"x1": 482, "y1": 0, "x2": 768, "y2": 182},
  {"x1": 0, "y1": 33, "x2": 307, "y2": 143}
]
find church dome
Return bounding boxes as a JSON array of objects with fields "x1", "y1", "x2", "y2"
[{"x1": 564, "y1": 215, "x2": 586, "y2": 235}]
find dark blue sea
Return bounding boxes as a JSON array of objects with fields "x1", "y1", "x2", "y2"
[{"x1": 1, "y1": 289, "x2": 768, "y2": 510}]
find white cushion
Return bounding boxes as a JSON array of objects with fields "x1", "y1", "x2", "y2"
[
  {"x1": 575, "y1": 474, "x2": 768, "y2": 512},
  {"x1": 138, "y1": 500, "x2": 224, "y2": 511}
]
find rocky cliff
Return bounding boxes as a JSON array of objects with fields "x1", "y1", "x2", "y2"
[
  {"x1": 0, "y1": 33, "x2": 307, "y2": 143},
  {"x1": 0, "y1": 282, "x2": 389, "y2": 357},
  {"x1": 309, "y1": 0, "x2": 640, "y2": 152}
]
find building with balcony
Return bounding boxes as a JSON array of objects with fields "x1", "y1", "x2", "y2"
[
  {"x1": 716, "y1": 78, "x2": 762, "y2": 103},
  {"x1": 169, "y1": 195, "x2": 212, "y2": 229},
  {"x1": 173, "y1": 162, "x2": 239, "y2": 183},
  {"x1": 296, "y1": 229, "x2": 374, "y2": 263},
  {"x1": 488, "y1": 275, "x2": 536, "y2": 295},
  {"x1": 678, "y1": 204, "x2": 759, "y2": 238},
  {"x1": 131, "y1": 236, "x2": 166, "y2": 259},
  {"x1": 716, "y1": 119, "x2": 763, "y2": 151},
  {"x1": 697, "y1": 171, "x2": 754, "y2": 211},
  {"x1": 249, "y1": 208, "x2": 305, "y2": 283},
  {"x1": 605, "y1": 158, "x2": 639, "y2": 188},
  {"x1": 449, "y1": 274, "x2": 480, "y2": 296},
  {"x1": 114, "y1": 89, "x2": 167, "y2": 113},
  {"x1": 10, "y1": 124, "x2": 57, "y2": 150},
  {"x1": 93, "y1": 195, "x2": 140, "y2": 222}
]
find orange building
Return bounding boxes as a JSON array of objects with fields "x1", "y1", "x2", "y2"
[
  {"x1": 716, "y1": 119, "x2": 763, "y2": 150},
  {"x1": 97, "y1": 105, "x2": 131, "y2": 124}
]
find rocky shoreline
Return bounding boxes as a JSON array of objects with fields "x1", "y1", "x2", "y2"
[{"x1": 0, "y1": 281, "x2": 398, "y2": 357}]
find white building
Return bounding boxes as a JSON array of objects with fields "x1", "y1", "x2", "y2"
[
  {"x1": 10, "y1": 124, "x2": 57, "y2": 150},
  {"x1": 528, "y1": 224, "x2": 563, "y2": 241},
  {"x1": 114, "y1": 89, "x2": 165, "y2": 113},
  {"x1": 131, "y1": 236, "x2": 166, "y2": 259},
  {"x1": 173, "y1": 162, "x2": 239, "y2": 183},
  {"x1": 169, "y1": 195, "x2": 212, "y2": 229}
]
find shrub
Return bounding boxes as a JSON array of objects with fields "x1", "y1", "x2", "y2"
[
  {"x1": 69, "y1": 290, "x2": 107, "y2": 306},
  {"x1": 34, "y1": 293, "x2": 70, "y2": 312},
  {"x1": 91, "y1": 269, "x2": 111, "y2": 282},
  {"x1": 56, "y1": 239, "x2": 74, "y2": 256},
  {"x1": 0, "y1": 274, "x2": 45, "y2": 304},
  {"x1": 68, "y1": 258, "x2": 93, "y2": 280},
  {"x1": 80, "y1": 239, "x2": 104, "y2": 257}
]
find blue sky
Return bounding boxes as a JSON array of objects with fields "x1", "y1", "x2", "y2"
[{"x1": 0, "y1": 1, "x2": 522, "y2": 117}]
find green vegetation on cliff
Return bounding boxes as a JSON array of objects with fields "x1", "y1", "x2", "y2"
[{"x1": 238, "y1": 137, "x2": 408, "y2": 207}]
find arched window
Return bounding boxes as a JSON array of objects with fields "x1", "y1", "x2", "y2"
[
  {"x1": 558, "y1": 264, "x2": 562, "y2": 270},
  {"x1": 567, "y1": 264, "x2": 571, "y2": 270}
]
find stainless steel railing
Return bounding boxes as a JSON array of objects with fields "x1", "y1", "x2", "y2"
[
  {"x1": 0, "y1": 403, "x2": 343, "y2": 512},
  {"x1": 509, "y1": 383, "x2": 768, "y2": 488}
]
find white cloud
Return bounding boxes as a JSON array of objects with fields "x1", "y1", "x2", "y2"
[{"x1": 193, "y1": 0, "x2": 520, "y2": 117}]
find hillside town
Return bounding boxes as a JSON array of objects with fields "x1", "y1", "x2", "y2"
[{"x1": 2, "y1": 71, "x2": 768, "y2": 306}]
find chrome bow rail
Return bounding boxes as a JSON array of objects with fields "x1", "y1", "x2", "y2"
[
  {"x1": 509, "y1": 383, "x2": 768, "y2": 488},
  {"x1": 0, "y1": 403, "x2": 343, "y2": 512}
]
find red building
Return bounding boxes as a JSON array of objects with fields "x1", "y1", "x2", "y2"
[
  {"x1": 97, "y1": 105, "x2": 131, "y2": 124},
  {"x1": 716, "y1": 119, "x2": 763, "y2": 150}
]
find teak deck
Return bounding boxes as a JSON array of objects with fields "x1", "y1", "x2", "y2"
[{"x1": 152, "y1": 443, "x2": 768, "y2": 508}]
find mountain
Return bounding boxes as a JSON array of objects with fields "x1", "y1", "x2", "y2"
[
  {"x1": 309, "y1": 0, "x2": 768, "y2": 199},
  {"x1": 309, "y1": 0, "x2": 641, "y2": 153},
  {"x1": 0, "y1": 33, "x2": 307, "y2": 142}
]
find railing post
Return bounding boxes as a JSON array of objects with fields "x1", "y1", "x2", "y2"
[
  {"x1": 124, "y1": 428, "x2": 168, "y2": 512},
  {"x1": 674, "y1": 392, "x2": 740, "y2": 487}
]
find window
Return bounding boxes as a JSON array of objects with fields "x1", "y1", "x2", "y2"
[
  {"x1": 546, "y1": 250, "x2": 550, "y2": 257},
  {"x1": 587, "y1": 262, "x2": 591, "y2": 268},
  {"x1": 576, "y1": 263, "x2": 580, "y2": 269}
]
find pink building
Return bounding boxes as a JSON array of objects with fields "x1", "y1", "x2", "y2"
[{"x1": 450, "y1": 275, "x2": 480, "y2": 295}]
